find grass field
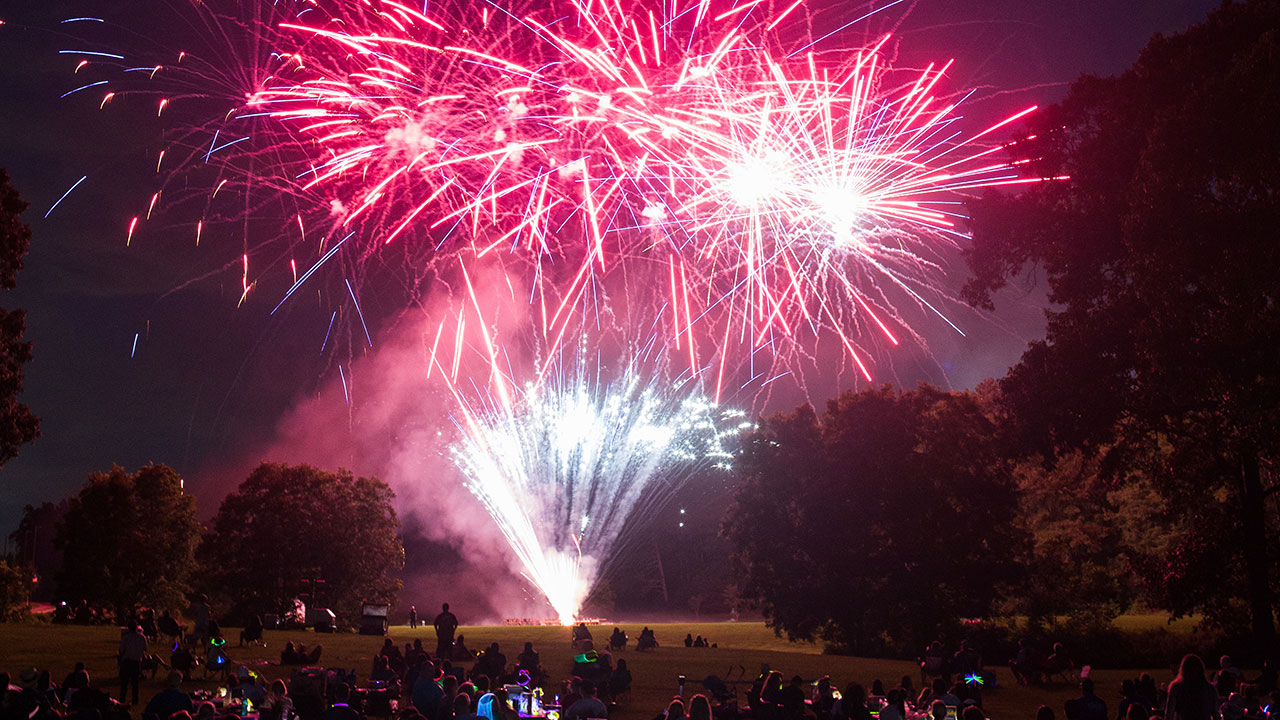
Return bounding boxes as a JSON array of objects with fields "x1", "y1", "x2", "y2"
[{"x1": 0, "y1": 622, "x2": 1183, "y2": 720}]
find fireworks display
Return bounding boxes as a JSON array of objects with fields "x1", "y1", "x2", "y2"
[
  {"x1": 47, "y1": 0, "x2": 1062, "y2": 620},
  {"x1": 448, "y1": 345, "x2": 746, "y2": 624}
]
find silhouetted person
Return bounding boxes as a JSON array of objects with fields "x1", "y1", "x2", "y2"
[
  {"x1": 435, "y1": 603, "x2": 459, "y2": 658},
  {"x1": 572, "y1": 623, "x2": 593, "y2": 647},
  {"x1": 145, "y1": 673, "x2": 193, "y2": 719},
  {"x1": 1076, "y1": 679, "x2": 1107, "y2": 720},
  {"x1": 565, "y1": 680, "x2": 607, "y2": 720},
  {"x1": 191, "y1": 595, "x2": 211, "y2": 644},
  {"x1": 62, "y1": 662, "x2": 90, "y2": 701},
  {"x1": 778, "y1": 676, "x2": 806, "y2": 720},
  {"x1": 118, "y1": 624, "x2": 147, "y2": 704},
  {"x1": 609, "y1": 628, "x2": 627, "y2": 651},
  {"x1": 240, "y1": 615, "x2": 264, "y2": 646},
  {"x1": 1165, "y1": 655, "x2": 1218, "y2": 720},
  {"x1": 410, "y1": 606, "x2": 418, "y2": 629},
  {"x1": 323, "y1": 684, "x2": 362, "y2": 720}
]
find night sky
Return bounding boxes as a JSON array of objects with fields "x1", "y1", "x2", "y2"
[{"x1": 0, "y1": 0, "x2": 1221, "y2": 535}]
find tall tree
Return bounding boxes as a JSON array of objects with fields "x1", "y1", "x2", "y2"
[
  {"x1": 9, "y1": 500, "x2": 69, "y2": 601},
  {"x1": 200, "y1": 463, "x2": 404, "y2": 623},
  {"x1": 723, "y1": 385, "x2": 1018, "y2": 654},
  {"x1": 56, "y1": 464, "x2": 202, "y2": 613},
  {"x1": 964, "y1": 0, "x2": 1280, "y2": 645},
  {"x1": 0, "y1": 169, "x2": 39, "y2": 466}
]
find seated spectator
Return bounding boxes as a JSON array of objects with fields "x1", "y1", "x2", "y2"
[
  {"x1": 1012, "y1": 639, "x2": 1041, "y2": 686},
  {"x1": 1254, "y1": 658, "x2": 1277, "y2": 695},
  {"x1": 63, "y1": 663, "x2": 90, "y2": 702},
  {"x1": 688, "y1": 695, "x2": 713, "y2": 720},
  {"x1": 240, "y1": 616, "x2": 264, "y2": 647},
  {"x1": 609, "y1": 628, "x2": 627, "y2": 652},
  {"x1": 1120, "y1": 680, "x2": 1152, "y2": 720},
  {"x1": 962, "y1": 706, "x2": 985, "y2": 720},
  {"x1": 881, "y1": 689, "x2": 908, "y2": 720},
  {"x1": 1214, "y1": 657, "x2": 1243, "y2": 698},
  {"x1": 476, "y1": 643, "x2": 507, "y2": 679},
  {"x1": 1036, "y1": 705, "x2": 1056, "y2": 720},
  {"x1": 171, "y1": 643, "x2": 197, "y2": 681},
  {"x1": 452, "y1": 694, "x2": 476, "y2": 720},
  {"x1": 637, "y1": 628, "x2": 658, "y2": 651},
  {"x1": 1047, "y1": 644, "x2": 1075, "y2": 680},
  {"x1": 656, "y1": 699, "x2": 685, "y2": 720},
  {"x1": 954, "y1": 643, "x2": 983, "y2": 678},
  {"x1": 812, "y1": 676, "x2": 835, "y2": 720},
  {"x1": 145, "y1": 673, "x2": 194, "y2": 720},
  {"x1": 412, "y1": 663, "x2": 446, "y2": 717},
  {"x1": 609, "y1": 660, "x2": 633, "y2": 702},
  {"x1": 516, "y1": 643, "x2": 542, "y2": 681},
  {"x1": 194, "y1": 701, "x2": 217, "y2": 720},
  {"x1": 260, "y1": 680, "x2": 295, "y2": 720},
  {"x1": 492, "y1": 690, "x2": 518, "y2": 720},
  {"x1": 565, "y1": 680, "x2": 608, "y2": 720},
  {"x1": 372, "y1": 655, "x2": 398, "y2": 685},
  {"x1": 157, "y1": 611, "x2": 184, "y2": 640},
  {"x1": 922, "y1": 642, "x2": 950, "y2": 686},
  {"x1": 323, "y1": 684, "x2": 362, "y2": 720},
  {"x1": 840, "y1": 683, "x2": 872, "y2": 720},
  {"x1": 454, "y1": 635, "x2": 474, "y2": 660},
  {"x1": 778, "y1": 676, "x2": 806, "y2": 720},
  {"x1": 1080, "y1": 676, "x2": 1111, "y2": 717},
  {"x1": 572, "y1": 624, "x2": 594, "y2": 648},
  {"x1": 934, "y1": 680, "x2": 961, "y2": 708},
  {"x1": 685, "y1": 634, "x2": 695, "y2": 648}
]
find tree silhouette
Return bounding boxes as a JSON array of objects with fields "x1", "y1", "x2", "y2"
[
  {"x1": 56, "y1": 464, "x2": 202, "y2": 613},
  {"x1": 723, "y1": 385, "x2": 1018, "y2": 654},
  {"x1": 200, "y1": 462, "x2": 404, "y2": 624},
  {"x1": 0, "y1": 169, "x2": 39, "y2": 466},
  {"x1": 964, "y1": 0, "x2": 1280, "y2": 645}
]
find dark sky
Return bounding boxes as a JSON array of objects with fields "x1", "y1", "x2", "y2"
[{"x1": 0, "y1": 0, "x2": 1222, "y2": 534}]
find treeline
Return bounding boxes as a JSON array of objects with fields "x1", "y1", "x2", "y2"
[
  {"x1": 724, "y1": 0, "x2": 1280, "y2": 659},
  {"x1": 2, "y1": 462, "x2": 404, "y2": 625}
]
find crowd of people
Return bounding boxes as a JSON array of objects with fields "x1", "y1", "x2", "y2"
[{"x1": 4, "y1": 608, "x2": 1279, "y2": 720}]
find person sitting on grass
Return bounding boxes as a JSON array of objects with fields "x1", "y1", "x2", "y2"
[{"x1": 240, "y1": 616, "x2": 264, "y2": 647}]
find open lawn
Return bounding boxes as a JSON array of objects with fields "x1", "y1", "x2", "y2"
[{"x1": 0, "y1": 622, "x2": 1185, "y2": 720}]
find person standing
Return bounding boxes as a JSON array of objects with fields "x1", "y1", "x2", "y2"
[
  {"x1": 434, "y1": 603, "x2": 459, "y2": 658},
  {"x1": 191, "y1": 595, "x2": 211, "y2": 645},
  {"x1": 410, "y1": 605, "x2": 418, "y2": 630},
  {"x1": 118, "y1": 625, "x2": 148, "y2": 705}
]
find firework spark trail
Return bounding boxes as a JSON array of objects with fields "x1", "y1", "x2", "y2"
[
  {"x1": 66, "y1": 0, "x2": 1061, "y2": 383},
  {"x1": 443, "y1": 339, "x2": 746, "y2": 624}
]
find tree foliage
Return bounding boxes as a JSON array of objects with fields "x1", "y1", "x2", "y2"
[
  {"x1": 0, "y1": 168, "x2": 39, "y2": 466},
  {"x1": 9, "y1": 500, "x2": 69, "y2": 601},
  {"x1": 963, "y1": 0, "x2": 1280, "y2": 642},
  {"x1": 56, "y1": 464, "x2": 202, "y2": 613},
  {"x1": 723, "y1": 385, "x2": 1018, "y2": 654},
  {"x1": 200, "y1": 462, "x2": 404, "y2": 623},
  {"x1": 0, "y1": 559, "x2": 32, "y2": 622}
]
